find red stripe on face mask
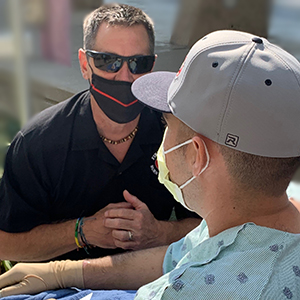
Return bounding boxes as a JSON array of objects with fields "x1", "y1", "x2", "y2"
[{"x1": 91, "y1": 83, "x2": 138, "y2": 107}]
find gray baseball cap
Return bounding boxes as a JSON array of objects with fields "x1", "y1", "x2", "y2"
[{"x1": 132, "y1": 30, "x2": 300, "y2": 158}]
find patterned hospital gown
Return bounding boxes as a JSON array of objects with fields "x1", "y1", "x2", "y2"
[{"x1": 135, "y1": 220, "x2": 300, "y2": 300}]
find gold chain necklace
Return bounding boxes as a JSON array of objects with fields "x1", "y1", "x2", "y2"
[{"x1": 99, "y1": 126, "x2": 138, "y2": 145}]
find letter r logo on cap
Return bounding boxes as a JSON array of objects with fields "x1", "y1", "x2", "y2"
[{"x1": 225, "y1": 133, "x2": 239, "y2": 148}]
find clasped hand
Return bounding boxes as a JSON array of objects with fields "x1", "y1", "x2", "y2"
[
  {"x1": 84, "y1": 190, "x2": 164, "y2": 251},
  {"x1": 104, "y1": 190, "x2": 164, "y2": 250}
]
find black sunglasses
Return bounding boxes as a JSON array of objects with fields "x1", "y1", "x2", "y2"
[{"x1": 86, "y1": 50, "x2": 156, "y2": 74}]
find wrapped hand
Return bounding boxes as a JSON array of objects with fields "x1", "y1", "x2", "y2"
[{"x1": 0, "y1": 260, "x2": 83, "y2": 297}]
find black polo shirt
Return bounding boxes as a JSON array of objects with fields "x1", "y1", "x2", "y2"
[{"x1": 0, "y1": 90, "x2": 197, "y2": 260}]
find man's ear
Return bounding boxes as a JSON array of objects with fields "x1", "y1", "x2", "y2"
[
  {"x1": 150, "y1": 54, "x2": 158, "y2": 72},
  {"x1": 150, "y1": 54, "x2": 157, "y2": 72},
  {"x1": 191, "y1": 136, "x2": 209, "y2": 177},
  {"x1": 78, "y1": 48, "x2": 90, "y2": 80}
]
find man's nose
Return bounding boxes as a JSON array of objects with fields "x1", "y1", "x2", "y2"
[{"x1": 115, "y1": 62, "x2": 134, "y2": 82}]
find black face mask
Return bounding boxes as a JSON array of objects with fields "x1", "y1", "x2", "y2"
[{"x1": 89, "y1": 73, "x2": 145, "y2": 124}]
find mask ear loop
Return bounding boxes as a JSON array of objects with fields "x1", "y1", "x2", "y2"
[
  {"x1": 179, "y1": 139, "x2": 210, "y2": 189},
  {"x1": 164, "y1": 139, "x2": 193, "y2": 154},
  {"x1": 199, "y1": 139, "x2": 210, "y2": 175}
]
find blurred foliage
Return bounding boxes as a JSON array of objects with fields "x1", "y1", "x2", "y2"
[
  {"x1": 0, "y1": 260, "x2": 13, "y2": 274},
  {"x1": 0, "y1": 260, "x2": 18, "y2": 274}
]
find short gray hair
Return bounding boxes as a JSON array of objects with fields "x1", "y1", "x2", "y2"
[{"x1": 83, "y1": 3, "x2": 155, "y2": 55}]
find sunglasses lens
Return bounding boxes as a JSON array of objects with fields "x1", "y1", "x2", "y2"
[
  {"x1": 88, "y1": 51, "x2": 155, "y2": 74},
  {"x1": 108, "y1": 59, "x2": 123, "y2": 72},
  {"x1": 93, "y1": 54, "x2": 122, "y2": 73},
  {"x1": 129, "y1": 56, "x2": 155, "y2": 74}
]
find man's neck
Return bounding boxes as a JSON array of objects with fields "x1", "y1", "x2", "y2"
[
  {"x1": 205, "y1": 191, "x2": 300, "y2": 237},
  {"x1": 90, "y1": 96, "x2": 140, "y2": 140}
]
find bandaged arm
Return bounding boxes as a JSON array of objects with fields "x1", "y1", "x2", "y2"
[{"x1": 0, "y1": 246, "x2": 167, "y2": 297}]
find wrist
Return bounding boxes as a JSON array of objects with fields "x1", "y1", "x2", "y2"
[
  {"x1": 53, "y1": 260, "x2": 85, "y2": 289},
  {"x1": 75, "y1": 217, "x2": 93, "y2": 254},
  {"x1": 80, "y1": 216, "x2": 99, "y2": 247}
]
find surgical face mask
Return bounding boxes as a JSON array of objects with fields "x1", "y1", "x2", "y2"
[
  {"x1": 89, "y1": 71, "x2": 145, "y2": 124},
  {"x1": 157, "y1": 131, "x2": 210, "y2": 211}
]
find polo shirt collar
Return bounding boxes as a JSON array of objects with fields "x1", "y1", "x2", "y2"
[
  {"x1": 71, "y1": 91, "x2": 101, "y2": 151},
  {"x1": 72, "y1": 91, "x2": 164, "y2": 151}
]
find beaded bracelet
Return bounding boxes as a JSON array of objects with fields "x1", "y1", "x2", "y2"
[
  {"x1": 78, "y1": 217, "x2": 95, "y2": 255},
  {"x1": 75, "y1": 217, "x2": 95, "y2": 254},
  {"x1": 79, "y1": 219, "x2": 88, "y2": 245},
  {"x1": 75, "y1": 218, "x2": 83, "y2": 249}
]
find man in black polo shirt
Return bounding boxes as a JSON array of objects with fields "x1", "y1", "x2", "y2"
[{"x1": 0, "y1": 4, "x2": 200, "y2": 261}]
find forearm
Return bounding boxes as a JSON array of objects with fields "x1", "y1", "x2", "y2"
[
  {"x1": 158, "y1": 218, "x2": 201, "y2": 246},
  {"x1": 0, "y1": 220, "x2": 77, "y2": 262},
  {"x1": 83, "y1": 245, "x2": 167, "y2": 290}
]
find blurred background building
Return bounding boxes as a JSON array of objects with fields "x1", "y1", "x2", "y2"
[{"x1": 0, "y1": 0, "x2": 300, "y2": 186}]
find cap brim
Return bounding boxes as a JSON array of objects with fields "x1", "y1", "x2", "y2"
[{"x1": 132, "y1": 71, "x2": 176, "y2": 113}]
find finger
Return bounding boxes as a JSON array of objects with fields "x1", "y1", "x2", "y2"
[
  {"x1": 106, "y1": 202, "x2": 133, "y2": 210},
  {"x1": 0, "y1": 265, "x2": 23, "y2": 289},
  {"x1": 112, "y1": 229, "x2": 133, "y2": 242},
  {"x1": 113, "y1": 238, "x2": 136, "y2": 250},
  {"x1": 104, "y1": 217, "x2": 134, "y2": 231},
  {"x1": 123, "y1": 190, "x2": 147, "y2": 210},
  {"x1": 0, "y1": 275, "x2": 47, "y2": 297},
  {"x1": 104, "y1": 207, "x2": 136, "y2": 219}
]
